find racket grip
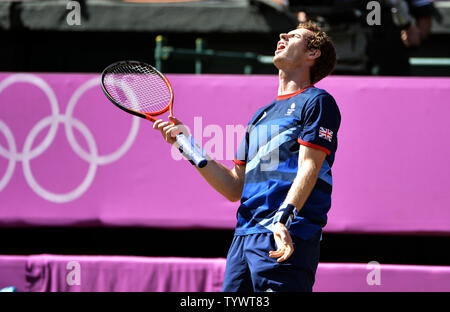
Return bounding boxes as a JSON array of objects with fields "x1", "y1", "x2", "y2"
[{"x1": 176, "y1": 134, "x2": 208, "y2": 168}]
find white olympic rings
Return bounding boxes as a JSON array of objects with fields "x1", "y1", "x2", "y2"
[{"x1": 0, "y1": 74, "x2": 140, "y2": 203}]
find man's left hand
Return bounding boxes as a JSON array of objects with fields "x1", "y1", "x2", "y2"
[{"x1": 269, "y1": 222, "x2": 294, "y2": 262}]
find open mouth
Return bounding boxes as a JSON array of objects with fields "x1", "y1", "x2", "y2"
[{"x1": 275, "y1": 42, "x2": 286, "y2": 54}]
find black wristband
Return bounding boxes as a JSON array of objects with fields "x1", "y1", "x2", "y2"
[{"x1": 273, "y1": 203, "x2": 297, "y2": 228}]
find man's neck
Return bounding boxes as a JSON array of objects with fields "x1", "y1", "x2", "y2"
[{"x1": 277, "y1": 67, "x2": 312, "y2": 97}]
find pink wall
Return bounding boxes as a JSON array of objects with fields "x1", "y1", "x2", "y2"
[
  {"x1": 0, "y1": 73, "x2": 449, "y2": 234},
  {"x1": 1, "y1": 255, "x2": 450, "y2": 292}
]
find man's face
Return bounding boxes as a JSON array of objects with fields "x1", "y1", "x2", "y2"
[{"x1": 273, "y1": 28, "x2": 314, "y2": 70}]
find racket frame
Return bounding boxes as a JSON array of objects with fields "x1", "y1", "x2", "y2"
[
  {"x1": 100, "y1": 60, "x2": 174, "y2": 122},
  {"x1": 100, "y1": 60, "x2": 208, "y2": 168}
]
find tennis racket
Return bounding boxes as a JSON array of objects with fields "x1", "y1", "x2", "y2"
[{"x1": 101, "y1": 60, "x2": 207, "y2": 168}]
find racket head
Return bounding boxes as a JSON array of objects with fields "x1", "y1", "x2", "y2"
[{"x1": 101, "y1": 60, "x2": 174, "y2": 121}]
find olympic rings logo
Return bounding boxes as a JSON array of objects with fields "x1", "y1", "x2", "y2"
[{"x1": 0, "y1": 74, "x2": 140, "y2": 203}]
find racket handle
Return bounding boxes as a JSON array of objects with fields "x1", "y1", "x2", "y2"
[{"x1": 176, "y1": 134, "x2": 208, "y2": 168}]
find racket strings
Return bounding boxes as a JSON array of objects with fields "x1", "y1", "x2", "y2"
[{"x1": 103, "y1": 63, "x2": 172, "y2": 114}]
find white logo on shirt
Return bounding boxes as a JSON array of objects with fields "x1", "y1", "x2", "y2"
[{"x1": 285, "y1": 103, "x2": 296, "y2": 116}]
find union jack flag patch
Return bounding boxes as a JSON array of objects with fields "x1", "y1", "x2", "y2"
[{"x1": 319, "y1": 127, "x2": 333, "y2": 142}]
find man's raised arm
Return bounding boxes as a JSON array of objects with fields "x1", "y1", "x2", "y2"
[{"x1": 153, "y1": 116, "x2": 245, "y2": 202}]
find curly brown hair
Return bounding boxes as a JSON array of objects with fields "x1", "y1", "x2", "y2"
[{"x1": 297, "y1": 21, "x2": 337, "y2": 84}]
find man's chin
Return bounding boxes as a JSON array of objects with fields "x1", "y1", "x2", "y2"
[{"x1": 273, "y1": 56, "x2": 285, "y2": 70}]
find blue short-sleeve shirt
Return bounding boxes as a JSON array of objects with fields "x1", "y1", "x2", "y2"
[{"x1": 234, "y1": 86, "x2": 341, "y2": 240}]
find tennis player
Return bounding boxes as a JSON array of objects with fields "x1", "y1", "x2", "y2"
[{"x1": 154, "y1": 21, "x2": 340, "y2": 292}]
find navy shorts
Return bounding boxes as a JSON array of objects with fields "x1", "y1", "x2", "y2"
[{"x1": 222, "y1": 231, "x2": 321, "y2": 292}]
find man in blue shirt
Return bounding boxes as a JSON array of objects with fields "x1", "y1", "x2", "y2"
[{"x1": 154, "y1": 21, "x2": 340, "y2": 292}]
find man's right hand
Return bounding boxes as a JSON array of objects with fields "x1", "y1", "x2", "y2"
[
  {"x1": 153, "y1": 116, "x2": 189, "y2": 145},
  {"x1": 401, "y1": 24, "x2": 423, "y2": 47}
]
